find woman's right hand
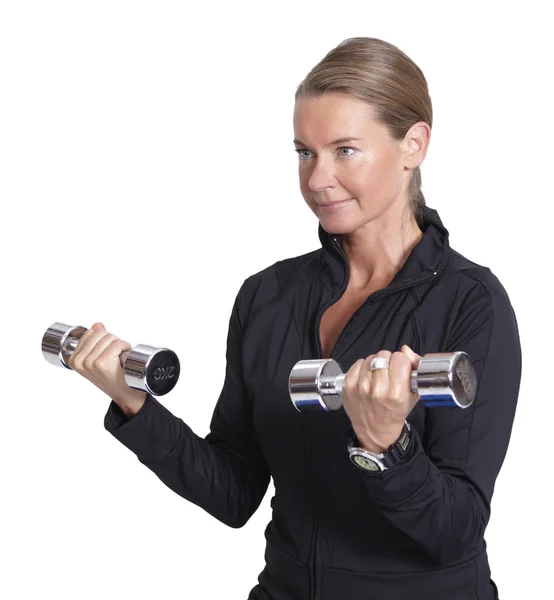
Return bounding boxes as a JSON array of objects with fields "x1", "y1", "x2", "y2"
[{"x1": 67, "y1": 322, "x2": 147, "y2": 417}]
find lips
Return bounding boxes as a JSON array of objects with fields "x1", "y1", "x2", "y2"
[
  {"x1": 317, "y1": 198, "x2": 353, "y2": 213},
  {"x1": 318, "y1": 198, "x2": 352, "y2": 206}
]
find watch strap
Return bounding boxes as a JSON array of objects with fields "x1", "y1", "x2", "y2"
[{"x1": 347, "y1": 420, "x2": 412, "y2": 473}]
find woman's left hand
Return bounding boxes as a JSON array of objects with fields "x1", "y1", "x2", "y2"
[{"x1": 341, "y1": 345, "x2": 422, "y2": 453}]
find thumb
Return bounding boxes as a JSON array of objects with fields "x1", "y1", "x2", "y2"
[{"x1": 401, "y1": 344, "x2": 422, "y2": 369}]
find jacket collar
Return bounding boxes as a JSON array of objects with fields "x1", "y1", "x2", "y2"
[{"x1": 317, "y1": 205, "x2": 450, "y2": 291}]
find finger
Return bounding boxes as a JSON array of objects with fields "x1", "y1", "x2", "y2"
[
  {"x1": 95, "y1": 338, "x2": 133, "y2": 369},
  {"x1": 70, "y1": 327, "x2": 112, "y2": 369},
  {"x1": 67, "y1": 324, "x2": 102, "y2": 366},
  {"x1": 361, "y1": 350, "x2": 392, "y2": 398},
  {"x1": 82, "y1": 333, "x2": 120, "y2": 370},
  {"x1": 344, "y1": 357, "x2": 366, "y2": 391},
  {"x1": 389, "y1": 351, "x2": 414, "y2": 401},
  {"x1": 76, "y1": 322, "x2": 104, "y2": 350}
]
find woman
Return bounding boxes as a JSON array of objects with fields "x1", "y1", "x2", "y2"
[{"x1": 69, "y1": 37, "x2": 521, "y2": 599}]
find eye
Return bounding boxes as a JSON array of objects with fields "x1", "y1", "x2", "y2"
[
  {"x1": 338, "y1": 147, "x2": 355, "y2": 157},
  {"x1": 295, "y1": 149, "x2": 313, "y2": 160},
  {"x1": 294, "y1": 147, "x2": 356, "y2": 160}
]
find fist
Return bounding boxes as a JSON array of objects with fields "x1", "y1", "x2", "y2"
[
  {"x1": 341, "y1": 345, "x2": 422, "y2": 453},
  {"x1": 67, "y1": 322, "x2": 133, "y2": 402}
]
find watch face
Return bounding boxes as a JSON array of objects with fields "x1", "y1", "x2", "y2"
[{"x1": 352, "y1": 454, "x2": 381, "y2": 472}]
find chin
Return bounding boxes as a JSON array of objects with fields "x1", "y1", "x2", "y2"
[{"x1": 318, "y1": 219, "x2": 354, "y2": 236}]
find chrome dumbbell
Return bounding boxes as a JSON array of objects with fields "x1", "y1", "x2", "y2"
[
  {"x1": 289, "y1": 351, "x2": 477, "y2": 412},
  {"x1": 42, "y1": 322, "x2": 180, "y2": 396}
]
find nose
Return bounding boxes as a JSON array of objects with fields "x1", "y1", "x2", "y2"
[{"x1": 307, "y1": 155, "x2": 336, "y2": 192}]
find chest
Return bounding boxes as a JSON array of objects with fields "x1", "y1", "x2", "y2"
[{"x1": 319, "y1": 286, "x2": 381, "y2": 358}]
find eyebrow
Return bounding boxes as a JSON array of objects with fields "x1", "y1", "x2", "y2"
[{"x1": 293, "y1": 136, "x2": 362, "y2": 147}]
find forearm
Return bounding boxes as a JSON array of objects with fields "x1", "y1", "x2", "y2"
[
  {"x1": 104, "y1": 394, "x2": 270, "y2": 528},
  {"x1": 357, "y1": 428, "x2": 489, "y2": 565}
]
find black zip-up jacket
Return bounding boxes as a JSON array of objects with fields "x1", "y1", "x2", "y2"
[{"x1": 104, "y1": 205, "x2": 521, "y2": 600}]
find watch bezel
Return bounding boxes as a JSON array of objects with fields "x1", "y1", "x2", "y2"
[
  {"x1": 348, "y1": 447, "x2": 387, "y2": 473},
  {"x1": 347, "y1": 421, "x2": 412, "y2": 474}
]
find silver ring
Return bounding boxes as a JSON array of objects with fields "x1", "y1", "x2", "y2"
[{"x1": 370, "y1": 357, "x2": 390, "y2": 371}]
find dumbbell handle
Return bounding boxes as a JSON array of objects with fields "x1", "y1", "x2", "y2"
[
  {"x1": 64, "y1": 336, "x2": 130, "y2": 369},
  {"x1": 326, "y1": 372, "x2": 419, "y2": 397}
]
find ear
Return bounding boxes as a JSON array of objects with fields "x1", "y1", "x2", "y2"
[{"x1": 402, "y1": 121, "x2": 431, "y2": 169}]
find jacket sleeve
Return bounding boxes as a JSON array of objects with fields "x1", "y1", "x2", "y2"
[
  {"x1": 350, "y1": 270, "x2": 522, "y2": 565},
  {"x1": 103, "y1": 279, "x2": 271, "y2": 528}
]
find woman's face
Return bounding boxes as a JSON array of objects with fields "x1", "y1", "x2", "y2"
[{"x1": 293, "y1": 92, "x2": 424, "y2": 233}]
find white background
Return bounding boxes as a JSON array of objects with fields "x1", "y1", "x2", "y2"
[{"x1": 1, "y1": 1, "x2": 552, "y2": 598}]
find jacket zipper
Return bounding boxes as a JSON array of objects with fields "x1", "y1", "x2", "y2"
[
  {"x1": 308, "y1": 237, "x2": 349, "y2": 600},
  {"x1": 308, "y1": 236, "x2": 440, "y2": 599}
]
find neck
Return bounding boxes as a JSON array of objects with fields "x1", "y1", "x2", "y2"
[{"x1": 339, "y1": 208, "x2": 424, "y2": 291}]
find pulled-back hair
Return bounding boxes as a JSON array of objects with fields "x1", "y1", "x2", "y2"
[{"x1": 295, "y1": 37, "x2": 433, "y2": 224}]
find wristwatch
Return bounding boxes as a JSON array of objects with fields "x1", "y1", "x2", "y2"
[{"x1": 347, "y1": 421, "x2": 412, "y2": 475}]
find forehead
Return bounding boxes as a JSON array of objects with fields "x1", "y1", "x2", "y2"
[{"x1": 293, "y1": 92, "x2": 385, "y2": 143}]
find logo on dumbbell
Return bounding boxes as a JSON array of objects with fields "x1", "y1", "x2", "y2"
[
  {"x1": 153, "y1": 366, "x2": 176, "y2": 381},
  {"x1": 456, "y1": 359, "x2": 474, "y2": 397}
]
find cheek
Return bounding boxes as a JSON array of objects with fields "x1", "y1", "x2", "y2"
[
  {"x1": 298, "y1": 168, "x2": 313, "y2": 197},
  {"x1": 342, "y1": 159, "x2": 379, "y2": 194},
  {"x1": 353, "y1": 154, "x2": 399, "y2": 197}
]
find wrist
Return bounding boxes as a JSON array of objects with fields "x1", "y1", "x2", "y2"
[
  {"x1": 356, "y1": 424, "x2": 404, "y2": 454},
  {"x1": 348, "y1": 421, "x2": 413, "y2": 475},
  {"x1": 113, "y1": 390, "x2": 147, "y2": 417}
]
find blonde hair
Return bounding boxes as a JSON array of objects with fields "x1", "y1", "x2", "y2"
[{"x1": 295, "y1": 37, "x2": 433, "y2": 224}]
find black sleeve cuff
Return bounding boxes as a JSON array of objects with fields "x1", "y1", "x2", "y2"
[
  {"x1": 104, "y1": 394, "x2": 189, "y2": 465},
  {"x1": 357, "y1": 428, "x2": 435, "y2": 504}
]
